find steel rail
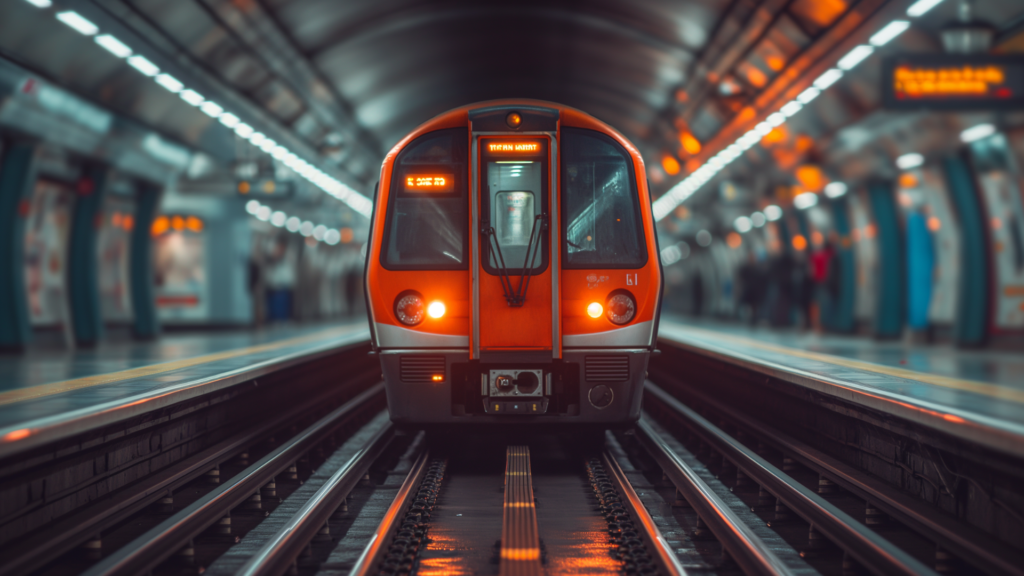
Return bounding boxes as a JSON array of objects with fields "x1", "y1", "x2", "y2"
[
  {"x1": 235, "y1": 430, "x2": 418, "y2": 576},
  {"x1": 83, "y1": 384, "x2": 388, "y2": 576},
  {"x1": 346, "y1": 449, "x2": 430, "y2": 576},
  {"x1": 635, "y1": 419, "x2": 795, "y2": 576},
  {"x1": 0, "y1": 380, "x2": 379, "y2": 575},
  {"x1": 643, "y1": 384, "x2": 937, "y2": 576},
  {"x1": 648, "y1": 381, "x2": 1024, "y2": 576},
  {"x1": 600, "y1": 443, "x2": 688, "y2": 576}
]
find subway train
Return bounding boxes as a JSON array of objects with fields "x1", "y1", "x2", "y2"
[{"x1": 364, "y1": 100, "x2": 663, "y2": 426}]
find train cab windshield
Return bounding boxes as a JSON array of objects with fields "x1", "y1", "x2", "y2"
[
  {"x1": 561, "y1": 127, "x2": 647, "y2": 268},
  {"x1": 382, "y1": 128, "x2": 468, "y2": 270}
]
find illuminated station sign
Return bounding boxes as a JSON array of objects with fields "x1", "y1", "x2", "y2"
[{"x1": 882, "y1": 55, "x2": 1024, "y2": 110}]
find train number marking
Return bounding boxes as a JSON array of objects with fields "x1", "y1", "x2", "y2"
[{"x1": 626, "y1": 273, "x2": 638, "y2": 286}]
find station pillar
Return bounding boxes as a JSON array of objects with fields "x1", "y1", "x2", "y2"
[
  {"x1": 0, "y1": 140, "x2": 38, "y2": 351},
  {"x1": 867, "y1": 181, "x2": 905, "y2": 339},
  {"x1": 67, "y1": 163, "x2": 109, "y2": 347},
  {"x1": 829, "y1": 198, "x2": 856, "y2": 333},
  {"x1": 131, "y1": 182, "x2": 161, "y2": 340},
  {"x1": 941, "y1": 155, "x2": 989, "y2": 347}
]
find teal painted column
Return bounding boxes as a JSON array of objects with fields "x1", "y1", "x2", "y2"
[
  {"x1": 0, "y1": 140, "x2": 38, "y2": 351},
  {"x1": 131, "y1": 183, "x2": 161, "y2": 339},
  {"x1": 67, "y1": 163, "x2": 109, "y2": 347},
  {"x1": 941, "y1": 155, "x2": 989, "y2": 347},
  {"x1": 830, "y1": 198, "x2": 856, "y2": 333},
  {"x1": 868, "y1": 182, "x2": 905, "y2": 339}
]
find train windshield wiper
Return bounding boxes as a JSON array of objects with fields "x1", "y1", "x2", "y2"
[{"x1": 482, "y1": 214, "x2": 547, "y2": 307}]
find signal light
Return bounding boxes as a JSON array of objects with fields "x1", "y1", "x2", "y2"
[
  {"x1": 428, "y1": 301, "x2": 446, "y2": 319},
  {"x1": 432, "y1": 375, "x2": 444, "y2": 382},
  {"x1": 506, "y1": 112, "x2": 522, "y2": 128},
  {"x1": 587, "y1": 302, "x2": 603, "y2": 319}
]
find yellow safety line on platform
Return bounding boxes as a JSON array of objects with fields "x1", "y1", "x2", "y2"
[
  {"x1": 0, "y1": 325, "x2": 364, "y2": 407},
  {"x1": 673, "y1": 325, "x2": 1024, "y2": 405}
]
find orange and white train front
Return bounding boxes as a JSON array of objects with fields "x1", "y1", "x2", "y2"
[{"x1": 365, "y1": 100, "x2": 662, "y2": 426}]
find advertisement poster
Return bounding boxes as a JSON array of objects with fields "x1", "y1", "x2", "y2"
[{"x1": 23, "y1": 180, "x2": 72, "y2": 328}]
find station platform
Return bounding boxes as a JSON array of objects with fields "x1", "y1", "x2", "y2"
[
  {"x1": 657, "y1": 318, "x2": 1024, "y2": 457},
  {"x1": 0, "y1": 321, "x2": 370, "y2": 455}
]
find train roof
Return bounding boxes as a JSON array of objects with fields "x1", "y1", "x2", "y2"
[{"x1": 383, "y1": 99, "x2": 644, "y2": 169}]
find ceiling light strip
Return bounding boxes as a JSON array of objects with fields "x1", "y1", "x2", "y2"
[
  {"x1": 653, "y1": 2, "x2": 943, "y2": 222},
  {"x1": 48, "y1": 5, "x2": 373, "y2": 219}
]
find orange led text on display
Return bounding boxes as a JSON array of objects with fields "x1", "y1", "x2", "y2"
[
  {"x1": 487, "y1": 142, "x2": 541, "y2": 153},
  {"x1": 893, "y1": 65, "x2": 1011, "y2": 99},
  {"x1": 405, "y1": 175, "x2": 454, "y2": 192}
]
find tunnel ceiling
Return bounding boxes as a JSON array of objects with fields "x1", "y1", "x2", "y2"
[{"x1": 258, "y1": 0, "x2": 721, "y2": 151}]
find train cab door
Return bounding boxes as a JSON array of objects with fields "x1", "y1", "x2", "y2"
[{"x1": 470, "y1": 132, "x2": 561, "y2": 358}]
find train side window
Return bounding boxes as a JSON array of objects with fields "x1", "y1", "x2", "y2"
[
  {"x1": 561, "y1": 127, "x2": 647, "y2": 268},
  {"x1": 382, "y1": 128, "x2": 468, "y2": 270}
]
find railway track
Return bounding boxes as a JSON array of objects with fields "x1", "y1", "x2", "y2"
[
  {"x1": 635, "y1": 379, "x2": 1024, "y2": 576},
  {"x1": 13, "y1": 368, "x2": 1020, "y2": 575}
]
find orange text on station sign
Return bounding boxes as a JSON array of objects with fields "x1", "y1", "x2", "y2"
[
  {"x1": 405, "y1": 175, "x2": 454, "y2": 192},
  {"x1": 487, "y1": 142, "x2": 541, "y2": 153}
]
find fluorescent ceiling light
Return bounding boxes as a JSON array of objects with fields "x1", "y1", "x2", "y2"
[
  {"x1": 199, "y1": 101, "x2": 223, "y2": 117},
  {"x1": 324, "y1": 229, "x2": 341, "y2": 245},
  {"x1": 270, "y1": 211, "x2": 287, "y2": 227},
  {"x1": 813, "y1": 69, "x2": 844, "y2": 90},
  {"x1": 256, "y1": 206, "x2": 272, "y2": 221},
  {"x1": 218, "y1": 113, "x2": 240, "y2": 128},
  {"x1": 155, "y1": 73, "x2": 183, "y2": 93},
  {"x1": 313, "y1": 225, "x2": 327, "y2": 241},
  {"x1": 870, "y1": 20, "x2": 911, "y2": 46},
  {"x1": 245, "y1": 200, "x2": 260, "y2": 214},
  {"x1": 734, "y1": 216, "x2": 753, "y2": 233},
  {"x1": 960, "y1": 123, "x2": 996, "y2": 143},
  {"x1": 94, "y1": 34, "x2": 132, "y2": 58},
  {"x1": 767, "y1": 112, "x2": 786, "y2": 127},
  {"x1": 837, "y1": 45, "x2": 874, "y2": 71},
  {"x1": 764, "y1": 205, "x2": 783, "y2": 221},
  {"x1": 179, "y1": 89, "x2": 204, "y2": 106},
  {"x1": 907, "y1": 0, "x2": 944, "y2": 17},
  {"x1": 56, "y1": 11, "x2": 98, "y2": 35},
  {"x1": 23, "y1": 0, "x2": 53, "y2": 8},
  {"x1": 259, "y1": 139, "x2": 276, "y2": 153},
  {"x1": 234, "y1": 123, "x2": 254, "y2": 138},
  {"x1": 751, "y1": 212, "x2": 766, "y2": 227},
  {"x1": 249, "y1": 132, "x2": 266, "y2": 145},
  {"x1": 299, "y1": 221, "x2": 314, "y2": 237},
  {"x1": 794, "y1": 192, "x2": 819, "y2": 210},
  {"x1": 780, "y1": 101, "x2": 803, "y2": 117},
  {"x1": 286, "y1": 217, "x2": 301, "y2": 232},
  {"x1": 127, "y1": 55, "x2": 160, "y2": 77},
  {"x1": 797, "y1": 87, "x2": 820, "y2": 104},
  {"x1": 754, "y1": 122, "x2": 772, "y2": 136},
  {"x1": 824, "y1": 182, "x2": 848, "y2": 198},
  {"x1": 896, "y1": 152, "x2": 924, "y2": 169}
]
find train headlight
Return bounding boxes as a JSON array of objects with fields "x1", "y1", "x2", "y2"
[
  {"x1": 395, "y1": 292, "x2": 425, "y2": 326},
  {"x1": 606, "y1": 292, "x2": 636, "y2": 325},
  {"x1": 587, "y1": 302, "x2": 603, "y2": 318},
  {"x1": 427, "y1": 301, "x2": 446, "y2": 319}
]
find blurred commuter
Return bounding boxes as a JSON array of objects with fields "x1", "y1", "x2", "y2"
[
  {"x1": 737, "y1": 254, "x2": 765, "y2": 325},
  {"x1": 264, "y1": 236, "x2": 297, "y2": 322},
  {"x1": 768, "y1": 252, "x2": 793, "y2": 326},
  {"x1": 811, "y1": 240, "x2": 836, "y2": 330}
]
